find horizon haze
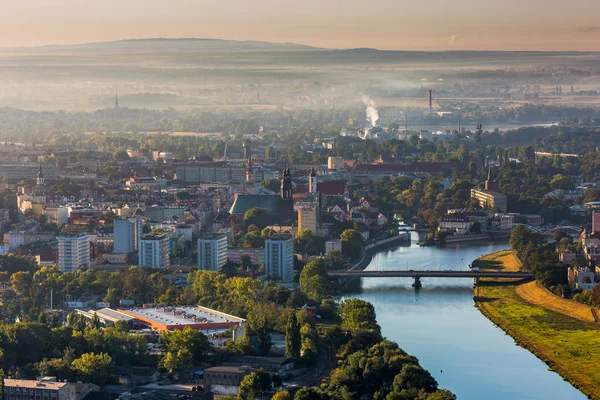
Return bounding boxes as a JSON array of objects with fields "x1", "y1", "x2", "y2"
[{"x1": 3, "y1": 0, "x2": 600, "y2": 51}]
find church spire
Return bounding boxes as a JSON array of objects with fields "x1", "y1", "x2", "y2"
[
  {"x1": 36, "y1": 164, "x2": 45, "y2": 186},
  {"x1": 114, "y1": 89, "x2": 120, "y2": 109}
]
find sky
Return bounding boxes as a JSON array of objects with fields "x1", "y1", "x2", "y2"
[{"x1": 2, "y1": 0, "x2": 600, "y2": 50}]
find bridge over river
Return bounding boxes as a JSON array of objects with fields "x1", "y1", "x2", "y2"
[{"x1": 327, "y1": 270, "x2": 533, "y2": 288}]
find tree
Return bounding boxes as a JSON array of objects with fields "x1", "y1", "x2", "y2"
[
  {"x1": 295, "y1": 229, "x2": 326, "y2": 256},
  {"x1": 299, "y1": 261, "x2": 332, "y2": 303},
  {"x1": 338, "y1": 299, "x2": 380, "y2": 334},
  {"x1": 238, "y1": 371, "x2": 262, "y2": 400},
  {"x1": 550, "y1": 174, "x2": 574, "y2": 190},
  {"x1": 592, "y1": 284, "x2": 600, "y2": 307},
  {"x1": 285, "y1": 312, "x2": 301, "y2": 360},
  {"x1": 340, "y1": 229, "x2": 364, "y2": 261},
  {"x1": 248, "y1": 306, "x2": 274, "y2": 356},
  {"x1": 0, "y1": 368, "x2": 4, "y2": 400},
  {"x1": 272, "y1": 391, "x2": 292, "y2": 400},
  {"x1": 509, "y1": 225, "x2": 543, "y2": 251},
  {"x1": 71, "y1": 353, "x2": 113, "y2": 385},
  {"x1": 392, "y1": 364, "x2": 438, "y2": 393},
  {"x1": 244, "y1": 208, "x2": 272, "y2": 230},
  {"x1": 158, "y1": 327, "x2": 210, "y2": 365},
  {"x1": 260, "y1": 178, "x2": 280, "y2": 193},
  {"x1": 160, "y1": 349, "x2": 193, "y2": 373},
  {"x1": 113, "y1": 150, "x2": 130, "y2": 162}
]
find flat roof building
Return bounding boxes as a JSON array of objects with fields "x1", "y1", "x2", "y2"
[
  {"x1": 471, "y1": 189, "x2": 507, "y2": 213},
  {"x1": 4, "y1": 379, "x2": 76, "y2": 400},
  {"x1": 117, "y1": 305, "x2": 246, "y2": 340}
]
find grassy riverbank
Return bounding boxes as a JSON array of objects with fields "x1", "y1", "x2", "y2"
[{"x1": 474, "y1": 250, "x2": 600, "y2": 400}]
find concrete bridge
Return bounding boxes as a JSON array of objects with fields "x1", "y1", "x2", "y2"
[{"x1": 327, "y1": 270, "x2": 533, "y2": 288}]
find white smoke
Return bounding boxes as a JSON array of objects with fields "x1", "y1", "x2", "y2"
[{"x1": 362, "y1": 96, "x2": 379, "y2": 127}]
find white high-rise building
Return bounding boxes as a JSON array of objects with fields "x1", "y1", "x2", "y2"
[
  {"x1": 198, "y1": 235, "x2": 228, "y2": 271},
  {"x1": 57, "y1": 234, "x2": 90, "y2": 272},
  {"x1": 114, "y1": 219, "x2": 135, "y2": 254},
  {"x1": 265, "y1": 234, "x2": 294, "y2": 282},
  {"x1": 139, "y1": 233, "x2": 169, "y2": 268},
  {"x1": 114, "y1": 218, "x2": 144, "y2": 253}
]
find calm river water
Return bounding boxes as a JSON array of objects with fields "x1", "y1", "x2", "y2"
[{"x1": 342, "y1": 239, "x2": 585, "y2": 400}]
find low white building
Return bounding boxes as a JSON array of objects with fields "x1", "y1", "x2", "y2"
[
  {"x1": 568, "y1": 267, "x2": 596, "y2": 290},
  {"x1": 438, "y1": 216, "x2": 474, "y2": 234},
  {"x1": 325, "y1": 240, "x2": 342, "y2": 255}
]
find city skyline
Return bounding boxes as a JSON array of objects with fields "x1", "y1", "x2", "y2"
[{"x1": 2, "y1": 0, "x2": 600, "y2": 50}]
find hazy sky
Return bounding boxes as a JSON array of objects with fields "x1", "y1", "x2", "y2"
[{"x1": 2, "y1": 0, "x2": 600, "y2": 50}]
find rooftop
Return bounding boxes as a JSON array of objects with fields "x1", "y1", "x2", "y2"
[
  {"x1": 204, "y1": 365, "x2": 254, "y2": 374},
  {"x1": 118, "y1": 305, "x2": 245, "y2": 329},
  {"x1": 4, "y1": 379, "x2": 69, "y2": 390},
  {"x1": 141, "y1": 233, "x2": 167, "y2": 241},
  {"x1": 229, "y1": 194, "x2": 281, "y2": 215}
]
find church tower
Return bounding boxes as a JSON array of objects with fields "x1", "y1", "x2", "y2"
[
  {"x1": 309, "y1": 167, "x2": 317, "y2": 194},
  {"x1": 485, "y1": 166, "x2": 497, "y2": 191},
  {"x1": 246, "y1": 156, "x2": 254, "y2": 183},
  {"x1": 280, "y1": 168, "x2": 293, "y2": 200},
  {"x1": 36, "y1": 165, "x2": 45, "y2": 186}
]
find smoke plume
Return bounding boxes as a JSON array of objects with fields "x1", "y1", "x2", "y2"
[{"x1": 362, "y1": 96, "x2": 379, "y2": 127}]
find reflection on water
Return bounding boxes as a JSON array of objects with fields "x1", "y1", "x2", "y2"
[{"x1": 341, "y1": 241, "x2": 586, "y2": 400}]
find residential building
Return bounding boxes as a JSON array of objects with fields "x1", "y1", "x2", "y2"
[
  {"x1": 203, "y1": 366, "x2": 254, "y2": 396},
  {"x1": 567, "y1": 267, "x2": 596, "y2": 290},
  {"x1": 471, "y1": 167, "x2": 508, "y2": 213},
  {"x1": 4, "y1": 379, "x2": 76, "y2": 400},
  {"x1": 57, "y1": 234, "x2": 90, "y2": 272},
  {"x1": 471, "y1": 189, "x2": 507, "y2": 213},
  {"x1": 265, "y1": 233, "x2": 294, "y2": 282},
  {"x1": 298, "y1": 207, "x2": 318, "y2": 234},
  {"x1": 114, "y1": 219, "x2": 136, "y2": 254},
  {"x1": 325, "y1": 239, "x2": 342, "y2": 255},
  {"x1": 439, "y1": 215, "x2": 474, "y2": 234},
  {"x1": 198, "y1": 235, "x2": 228, "y2": 271},
  {"x1": 139, "y1": 233, "x2": 169, "y2": 268},
  {"x1": 328, "y1": 156, "x2": 344, "y2": 170},
  {"x1": 176, "y1": 164, "x2": 246, "y2": 183},
  {"x1": 593, "y1": 211, "x2": 600, "y2": 233},
  {"x1": 0, "y1": 164, "x2": 58, "y2": 180},
  {"x1": 227, "y1": 248, "x2": 265, "y2": 265}
]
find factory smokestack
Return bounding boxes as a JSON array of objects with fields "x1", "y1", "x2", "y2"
[
  {"x1": 429, "y1": 90, "x2": 433, "y2": 115},
  {"x1": 362, "y1": 96, "x2": 379, "y2": 127}
]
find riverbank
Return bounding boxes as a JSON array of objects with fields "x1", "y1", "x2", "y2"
[
  {"x1": 474, "y1": 251, "x2": 600, "y2": 400},
  {"x1": 348, "y1": 233, "x2": 410, "y2": 272}
]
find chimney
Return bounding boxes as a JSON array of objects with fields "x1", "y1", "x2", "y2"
[{"x1": 429, "y1": 90, "x2": 432, "y2": 115}]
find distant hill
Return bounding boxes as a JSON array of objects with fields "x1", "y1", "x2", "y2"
[{"x1": 10, "y1": 38, "x2": 324, "y2": 53}]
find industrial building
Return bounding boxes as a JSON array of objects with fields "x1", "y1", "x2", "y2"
[{"x1": 117, "y1": 305, "x2": 246, "y2": 339}]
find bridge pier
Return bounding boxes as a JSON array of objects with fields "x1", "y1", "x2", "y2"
[
  {"x1": 412, "y1": 276, "x2": 422, "y2": 290},
  {"x1": 474, "y1": 277, "x2": 480, "y2": 287}
]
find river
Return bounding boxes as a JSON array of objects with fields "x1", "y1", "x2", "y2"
[{"x1": 342, "y1": 239, "x2": 586, "y2": 400}]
